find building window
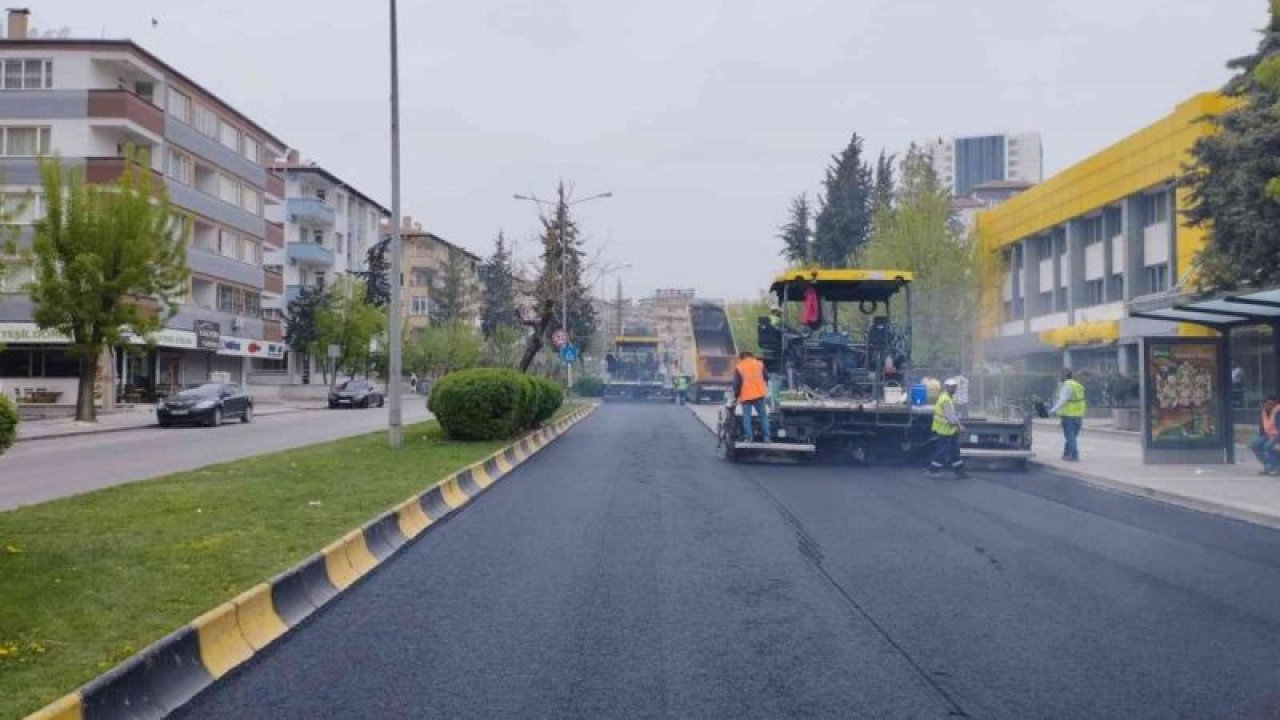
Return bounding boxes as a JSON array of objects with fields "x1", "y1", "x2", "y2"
[
  {"x1": 410, "y1": 269, "x2": 433, "y2": 287},
  {"x1": 164, "y1": 148, "x2": 190, "y2": 184},
  {"x1": 1, "y1": 192, "x2": 45, "y2": 223},
  {"x1": 239, "y1": 186, "x2": 260, "y2": 215},
  {"x1": 217, "y1": 284, "x2": 261, "y2": 317},
  {"x1": 1109, "y1": 273, "x2": 1124, "y2": 300},
  {"x1": 0, "y1": 126, "x2": 50, "y2": 156},
  {"x1": 1146, "y1": 264, "x2": 1169, "y2": 294},
  {"x1": 410, "y1": 295, "x2": 429, "y2": 316},
  {"x1": 166, "y1": 88, "x2": 191, "y2": 122},
  {"x1": 1083, "y1": 217, "x2": 1103, "y2": 246},
  {"x1": 218, "y1": 120, "x2": 240, "y2": 152},
  {"x1": 1144, "y1": 191, "x2": 1170, "y2": 226},
  {"x1": 313, "y1": 229, "x2": 324, "y2": 245},
  {"x1": 335, "y1": 232, "x2": 344, "y2": 254},
  {"x1": 217, "y1": 174, "x2": 239, "y2": 205},
  {"x1": 1, "y1": 59, "x2": 51, "y2": 90},
  {"x1": 1084, "y1": 279, "x2": 1104, "y2": 306},
  {"x1": 194, "y1": 104, "x2": 217, "y2": 137},
  {"x1": 218, "y1": 229, "x2": 239, "y2": 259},
  {"x1": 242, "y1": 136, "x2": 260, "y2": 165}
]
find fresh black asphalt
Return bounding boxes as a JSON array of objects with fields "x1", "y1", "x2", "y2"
[{"x1": 176, "y1": 404, "x2": 1280, "y2": 719}]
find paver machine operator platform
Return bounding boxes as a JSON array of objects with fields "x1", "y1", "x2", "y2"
[{"x1": 717, "y1": 269, "x2": 1032, "y2": 468}]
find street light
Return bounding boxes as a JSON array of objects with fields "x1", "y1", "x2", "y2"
[
  {"x1": 387, "y1": 0, "x2": 404, "y2": 449},
  {"x1": 513, "y1": 188, "x2": 613, "y2": 393}
]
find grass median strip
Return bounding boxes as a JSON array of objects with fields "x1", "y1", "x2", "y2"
[{"x1": 0, "y1": 413, "x2": 566, "y2": 719}]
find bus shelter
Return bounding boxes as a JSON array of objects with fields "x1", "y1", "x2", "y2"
[{"x1": 1128, "y1": 287, "x2": 1280, "y2": 465}]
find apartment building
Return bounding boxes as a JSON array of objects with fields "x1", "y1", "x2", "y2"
[
  {"x1": 639, "y1": 288, "x2": 696, "y2": 375},
  {"x1": 0, "y1": 9, "x2": 290, "y2": 402},
  {"x1": 924, "y1": 132, "x2": 1043, "y2": 198},
  {"x1": 977, "y1": 93, "x2": 1232, "y2": 379},
  {"x1": 263, "y1": 158, "x2": 389, "y2": 381},
  {"x1": 398, "y1": 217, "x2": 484, "y2": 333}
]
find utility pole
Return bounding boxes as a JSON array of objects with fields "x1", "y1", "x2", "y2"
[
  {"x1": 615, "y1": 278, "x2": 623, "y2": 337},
  {"x1": 387, "y1": 0, "x2": 403, "y2": 449},
  {"x1": 558, "y1": 183, "x2": 571, "y2": 393}
]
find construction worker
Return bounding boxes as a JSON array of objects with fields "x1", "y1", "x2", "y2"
[
  {"x1": 1049, "y1": 369, "x2": 1087, "y2": 462},
  {"x1": 733, "y1": 350, "x2": 771, "y2": 442},
  {"x1": 674, "y1": 374, "x2": 690, "y2": 406},
  {"x1": 928, "y1": 378, "x2": 967, "y2": 478}
]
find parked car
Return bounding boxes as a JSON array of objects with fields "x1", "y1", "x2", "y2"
[
  {"x1": 157, "y1": 383, "x2": 253, "y2": 428},
  {"x1": 328, "y1": 379, "x2": 385, "y2": 409}
]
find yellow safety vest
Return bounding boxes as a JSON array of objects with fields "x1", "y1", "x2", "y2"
[
  {"x1": 932, "y1": 391, "x2": 958, "y2": 436},
  {"x1": 1061, "y1": 379, "x2": 1086, "y2": 418}
]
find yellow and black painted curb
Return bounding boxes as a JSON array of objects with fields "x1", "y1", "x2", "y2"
[{"x1": 25, "y1": 404, "x2": 596, "y2": 720}]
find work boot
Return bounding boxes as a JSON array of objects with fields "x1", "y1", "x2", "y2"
[{"x1": 926, "y1": 467, "x2": 944, "y2": 478}]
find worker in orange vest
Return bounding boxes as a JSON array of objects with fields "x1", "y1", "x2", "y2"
[
  {"x1": 733, "y1": 350, "x2": 771, "y2": 442},
  {"x1": 1251, "y1": 396, "x2": 1280, "y2": 475}
]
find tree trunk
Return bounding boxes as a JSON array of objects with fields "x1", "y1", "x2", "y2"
[
  {"x1": 77, "y1": 352, "x2": 99, "y2": 422},
  {"x1": 519, "y1": 300, "x2": 556, "y2": 373}
]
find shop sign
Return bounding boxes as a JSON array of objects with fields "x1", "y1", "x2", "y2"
[
  {"x1": 195, "y1": 321, "x2": 221, "y2": 351},
  {"x1": 0, "y1": 322, "x2": 71, "y2": 344},
  {"x1": 218, "y1": 336, "x2": 286, "y2": 359},
  {"x1": 1143, "y1": 338, "x2": 1225, "y2": 449}
]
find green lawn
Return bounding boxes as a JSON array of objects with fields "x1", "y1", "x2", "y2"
[{"x1": 0, "y1": 417, "x2": 543, "y2": 719}]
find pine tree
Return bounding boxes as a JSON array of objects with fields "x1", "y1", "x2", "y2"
[
  {"x1": 533, "y1": 183, "x2": 597, "y2": 347},
  {"x1": 778, "y1": 193, "x2": 812, "y2": 265},
  {"x1": 357, "y1": 234, "x2": 391, "y2": 307},
  {"x1": 873, "y1": 150, "x2": 896, "y2": 212},
  {"x1": 813, "y1": 133, "x2": 874, "y2": 267},
  {"x1": 480, "y1": 230, "x2": 518, "y2": 338},
  {"x1": 1182, "y1": 1, "x2": 1280, "y2": 290}
]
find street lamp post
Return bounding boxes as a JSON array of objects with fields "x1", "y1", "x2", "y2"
[
  {"x1": 387, "y1": 0, "x2": 404, "y2": 449},
  {"x1": 513, "y1": 187, "x2": 612, "y2": 393}
]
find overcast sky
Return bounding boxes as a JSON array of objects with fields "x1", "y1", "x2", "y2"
[{"x1": 36, "y1": 0, "x2": 1265, "y2": 300}]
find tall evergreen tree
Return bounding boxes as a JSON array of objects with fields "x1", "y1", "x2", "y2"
[
  {"x1": 534, "y1": 182, "x2": 597, "y2": 347},
  {"x1": 357, "y1": 234, "x2": 391, "y2": 307},
  {"x1": 813, "y1": 133, "x2": 874, "y2": 267},
  {"x1": 778, "y1": 193, "x2": 812, "y2": 265},
  {"x1": 431, "y1": 245, "x2": 478, "y2": 325},
  {"x1": 1182, "y1": 1, "x2": 1280, "y2": 290},
  {"x1": 873, "y1": 150, "x2": 896, "y2": 212},
  {"x1": 480, "y1": 230, "x2": 518, "y2": 338}
]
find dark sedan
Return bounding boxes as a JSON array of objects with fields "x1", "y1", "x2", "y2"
[
  {"x1": 328, "y1": 380, "x2": 385, "y2": 409},
  {"x1": 157, "y1": 383, "x2": 254, "y2": 427}
]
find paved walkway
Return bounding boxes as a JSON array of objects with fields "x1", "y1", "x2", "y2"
[
  {"x1": 688, "y1": 403, "x2": 1280, "y2": 531},
  {"x1": 15, "y1": 403, "x2": 324, "y2": 441}
]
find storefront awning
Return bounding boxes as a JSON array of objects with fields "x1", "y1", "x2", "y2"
[
  {"x1": 1039, "y1": 320, "x2": 1119, "y2": 348},
  {"x1": 1128, "y1": 287, "x2": 1280, "y2": 330}
]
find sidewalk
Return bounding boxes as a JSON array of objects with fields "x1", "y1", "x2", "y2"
[
  {"x1": 15, "y1": 403, "x2": 325, "y2": 442},
  {"x1": 686, "y1": 403, "x2": 1280, "y2": 531}
]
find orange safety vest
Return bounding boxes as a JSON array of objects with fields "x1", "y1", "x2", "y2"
[
  {"x1": 736, "y1": 357, "x2": 768, "y2": 403},
  {"x1": 1264, "y1": 406, "x2": 1278, "y2": 439}
]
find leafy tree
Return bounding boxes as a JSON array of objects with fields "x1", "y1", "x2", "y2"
[
  {"x1": 533, "y1": 182, "x2": 597, "y2": 347},
  {"x1": 357, "y1": 234, "x2": 391, "y2": 307},
  {"x1": 873, "y1": 150, "x2": 896, "y2": 212},
  {"x1": 813, "y1": 132, "x2": 874, "y2": 267},
  {"x1": 1182, "y1": 0, "x2": 1280, "y2": 290},
  {"x1": 480, "y1": 230, "x2": 518, "y2": 337},
  {"x1": 315, "y1": 276, "x2": 386, "y2": 385},
  {"x1": 725, "y1": 296, "x2": 771, "y2": 355},
  {"x1": 860, "y1": 145, "x2": 974, "y2": 370},
  {"x1": 405, "y1": 322, "x2": 484, "y2": 378},
  {"x1": 28, "y1": 154, "x2": 188, "y2": 421},
  {"x1": 484, "y1": 323, "x2": 524, "y2": 368},
  {"x1": 431, "y1": 245, "x2": 478, "y2": 325},
  {"x1": 286, "y1": 284, "x2": 328, "y2": 381},
  {"x1": 778, "y1": 193, "x2": 812, "y2": 265}
]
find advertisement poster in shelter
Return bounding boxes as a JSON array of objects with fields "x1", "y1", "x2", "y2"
[{"x1": 1144, "y1": 338, "x2": 1224, "y2": 448}]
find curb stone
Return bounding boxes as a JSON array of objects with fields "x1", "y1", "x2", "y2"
[{"x1": 23, "y1": 405, "x2": 596, "y2": 720}]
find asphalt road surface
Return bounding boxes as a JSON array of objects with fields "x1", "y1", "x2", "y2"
[
  {"x1": 177, "y1": 404, "x2": 1280, "y2": 720},
  {"x1": 0, "y1": 402, "x2": 431, "y2": 510}
]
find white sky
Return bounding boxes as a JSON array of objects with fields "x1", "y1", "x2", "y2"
[{"x1": 34, "y1": 0, "x2": 1266, "y2": 299}]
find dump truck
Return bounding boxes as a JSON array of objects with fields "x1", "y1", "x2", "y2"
[
  {"x1": 603, "y1": 336, "x2": 674, "y2": 402},
  {"x1": 716, "y1": 269, "x2": 1032, "y2": 469},
  {"x1": 687, "y1": 300, "x2": 738, "y2": 404}
]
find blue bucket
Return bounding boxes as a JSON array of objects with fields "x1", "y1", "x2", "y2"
[{"x1": 909, "y1": 384, "x2": 927, "y2": 406}]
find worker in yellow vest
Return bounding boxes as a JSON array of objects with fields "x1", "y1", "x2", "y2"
[
  {"x1": 1049, "y1": 369, "x2": 1087, "y2": 462},
  {"x1": 928, "y1": 378, "x2": 967, "y2": 478},
  {"x1": 733, "y1": 351, "x2": 771, "y2": 442}
]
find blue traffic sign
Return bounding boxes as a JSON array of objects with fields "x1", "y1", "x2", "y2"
[{"x1": 559, "y1": 344, "x2": 579, "y2": 364}]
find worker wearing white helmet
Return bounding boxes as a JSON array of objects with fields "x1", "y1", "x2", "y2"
[{"x1": 928, "y1": 378, "x2": 968, "y2": 478}]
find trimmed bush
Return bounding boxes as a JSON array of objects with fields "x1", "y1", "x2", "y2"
[
  {"x1": 575, "y1": 376, "x2": 605, "y2": 397},
  {"x1": 0, "y1": 394, "x2": 17, "y2": 454},
  {"x1": 429, "y1": 368, "x2": 531, "y2": 441},
  {"x1": 531, "y1": 377, "x2": 564, "y2": 425}
]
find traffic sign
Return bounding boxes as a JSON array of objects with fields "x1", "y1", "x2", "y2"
[
  {"x1": 559, "y1": 343, "x2": 579, "y2": 364},
  {"x1": 552, "y1": 329, "x2": 569, "y2": 348}
]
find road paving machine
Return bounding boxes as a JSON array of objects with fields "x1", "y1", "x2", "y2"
[{"x1": 603, "y1": 336, "x2": 674, "y2": 402}]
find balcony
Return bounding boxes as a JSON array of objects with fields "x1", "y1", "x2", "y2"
[
  {"x1": 266, "y1": 172, "x2": 285, "y2": 200},
  {"x1": 286, "y1": 242, "x2": 334, "y2": 267},
  {"x1": 265, "y1": 221, "x2": 284, "y2": 248},
  {"x1": 87, "y1": 89, "x2": 165, "y2": 137},
  {"x1": 263, "y1": 318, "x2": 283, "y2": 342},
  {"x1": 85, "y1": 157, "x2": 163, "y2": 187},
  {"x1": 286, "y1": 197, "x2": 335, "y2": 227},
  {"x1": 263, "y1": 268, "x2": 284, "y2": 295}
]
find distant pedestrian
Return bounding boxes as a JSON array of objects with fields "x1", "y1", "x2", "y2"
[
  {"x1": 409, "y1": 372, "x2": 419, "y2": 394},
  {"x1": 928, "y1": 378, "x2": 967, "y2": 478},
  {"x1": 674, "y1": 375, "x2": 690, "y2": 405},
  {"x1": 1250, "y1": 396, "x2": 1280, "y2": 475},
  {"x1": 1049, "y1": 370, "x2": 1087, "y2": 462}
]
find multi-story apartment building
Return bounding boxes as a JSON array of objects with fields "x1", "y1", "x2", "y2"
[
  {"x1": 640, "y1": 288, "x2": 696, "y2": 375},
  {"x1": 924, "y1": 132, "x2": 1043, "y2": 198},
  {"x1": 263, "y1": 156, "x2": 389, "y2": 381},
  {"x1": 0, "y1": 10, "x2": 290, "y2": 402},
  {"x1": 977, "y1": 93, "x2": 1232, "y2": 380},
  {"x1": 398, "y1": 217, "x2": 483, "y2": 333}
]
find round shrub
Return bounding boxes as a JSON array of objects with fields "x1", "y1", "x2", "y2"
[
  {"x1": 0, "y1": 394, "x2": 17, "y2": 453},
  {"x1": 429, "y1": 368, "x2": 532, "y2": 441},
  {"x1": 575, "y1": 376, "x2": 604, "y2": 397},
  {"x1": 531, "y1": 378, "x2": 563, "y2": 425}
]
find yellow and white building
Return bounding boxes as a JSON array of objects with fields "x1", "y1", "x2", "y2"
[{"x1": 976, "y1": 92, "x2": 1233, "y2": 376}]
